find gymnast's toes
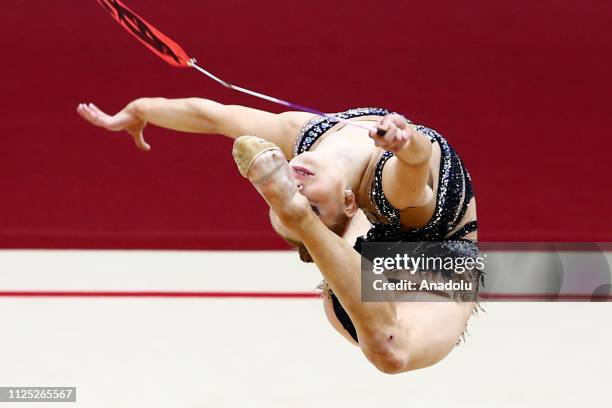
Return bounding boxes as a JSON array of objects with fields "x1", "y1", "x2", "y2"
[
  {"x1": 232, "y1": 135, "x2": 279, "y2": 179},
  {"x1": 232, "y1": 136, "x2": 300, "y2": 206}
]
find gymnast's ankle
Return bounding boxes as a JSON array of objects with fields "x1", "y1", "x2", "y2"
[{"x1": 274, "y1": 192, "x2": 312, "y2": 229}]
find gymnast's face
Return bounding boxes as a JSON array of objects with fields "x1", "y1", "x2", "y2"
[{"x1": 287, "y1": 151, "x2": 348, "y2": 226}]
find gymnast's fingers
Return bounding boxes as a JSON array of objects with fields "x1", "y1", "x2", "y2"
[
  {"x1": 130, "y1": 129, "x2": 151, "y2": 151},
  {"x1": 369, "y1": 114, "x2": 388, "y2": 138},
  {"x1": 383, "y1": 121, "x2": 401, "y2": 144},
  {"x1": 373, "y1": 126, "x2": 401, "y2": 150},
  {"x1": 369, "y1": 124, "x2": 390, "y2": 146},
  {"x1": 377, "y1": 114, "x2": 404, "y2": 136},
  {"x1": 78, "y1": 103, "x2": 117, "y2": 131},
  {"x1": 87, "y1": 103, "x2": 109, "y2": 121},
  {"x1": 388, "y1": 127, "x2": 411, "y2": 152},
  {"x1": 370, "y1": 126, "x2": 385, "y2": 139},
  {"x1": 370, "y1": 115, "x2": 391, "y2": 139},
  {"x1": 391, "y1": 114, "x2": 409, "y2": 129},
  {"x1": 77, "y1": 103, "x2": 104, "y2": 127}
]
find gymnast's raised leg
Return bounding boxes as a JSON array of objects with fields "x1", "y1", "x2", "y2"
[{"x1": 233, "y1": 136, "x2": 474, "y2": 374}]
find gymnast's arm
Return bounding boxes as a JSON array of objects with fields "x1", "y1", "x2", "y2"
[
  {"x1": 76, "y1": 98, "x2": 315, "y2": 157},
  {"x1": 369, "y1": 114, "x2": 434, "y2": 209}
]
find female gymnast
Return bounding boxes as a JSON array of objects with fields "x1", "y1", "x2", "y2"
[{"x1": 77, "y1": 98, "x2": 481, "y2": 374}]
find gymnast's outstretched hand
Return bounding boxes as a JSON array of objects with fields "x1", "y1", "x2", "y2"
[
  {"x1": 77, "y1": 102, "x2": 150, "y2": 151},
  {"x1": 368, "y1": 114, "x2": 413, "y2": 153}
]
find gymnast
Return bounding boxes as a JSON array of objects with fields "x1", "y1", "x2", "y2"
[{"x1": 77, "y1": 98, "x2": 481, "y2": 374}]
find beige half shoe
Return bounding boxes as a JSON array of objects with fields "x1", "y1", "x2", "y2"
[{"x1": 232, "y1": 136, "x2": 286, "y2": 184}]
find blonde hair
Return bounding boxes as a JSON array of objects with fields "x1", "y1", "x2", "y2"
[{"x1": 283, "y1": 214, "x2": 349, "y2": 263}]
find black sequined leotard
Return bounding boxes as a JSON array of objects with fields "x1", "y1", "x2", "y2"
[{"x1": 295, "y1": 107, "x2": 481, "y2": 343}]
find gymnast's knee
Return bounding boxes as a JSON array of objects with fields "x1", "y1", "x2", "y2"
[
  {"x1": 362, "y1": 332, "x2": 411, "y2": 375},
  {"x1": 369, "y1": 349, "x2": 410, "y2": 375}
]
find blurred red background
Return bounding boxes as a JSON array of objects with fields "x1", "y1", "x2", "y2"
[{"x1": 0, "y1": 1, "x2": 610, "y2": 249}]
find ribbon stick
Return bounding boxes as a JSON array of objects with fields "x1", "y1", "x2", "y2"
[{"x1": 96, "y1": 0, "x2": 382, "y2": 134}]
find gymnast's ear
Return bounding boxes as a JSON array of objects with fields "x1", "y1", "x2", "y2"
[{"x1": 343, "y1": 190, "x2": 357, "y2": 218}]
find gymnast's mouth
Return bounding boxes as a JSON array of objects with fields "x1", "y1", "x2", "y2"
[{"x1": 291, "y1": 165, "x2": 315, "y2": 179}]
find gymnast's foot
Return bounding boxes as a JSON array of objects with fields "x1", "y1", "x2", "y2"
[{"x1": 232, "y1": 136, "x2": 310, "y2": 223}]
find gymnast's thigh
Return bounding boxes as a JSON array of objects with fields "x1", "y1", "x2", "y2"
[
  {"x1": 321, "y1": 290, "x2": 475, "y2": 368},
  {"x1": 321, "y1": 294, "x2": 359, "y2": 346},
  {"x1": 394, "y1": 293, "x2": 475, "y2": 369}
]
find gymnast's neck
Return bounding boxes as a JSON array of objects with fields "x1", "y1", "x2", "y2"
[{"x1": 309, "y1": 128, "x2": 374, "y2": 192}]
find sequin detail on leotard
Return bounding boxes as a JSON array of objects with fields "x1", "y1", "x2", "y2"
[
  {"x1": 361, "y1": 125, "x2": 477, "y2": 244},
  {"x1": 294, "y1": 107, "x2": 392, "y2": 156},
  {"x1": 297, "y1": 107, "x2": 481, "y2": 343},
  {"x1": 296, "y1": 107, "x2": 478, "y2": 244}
]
